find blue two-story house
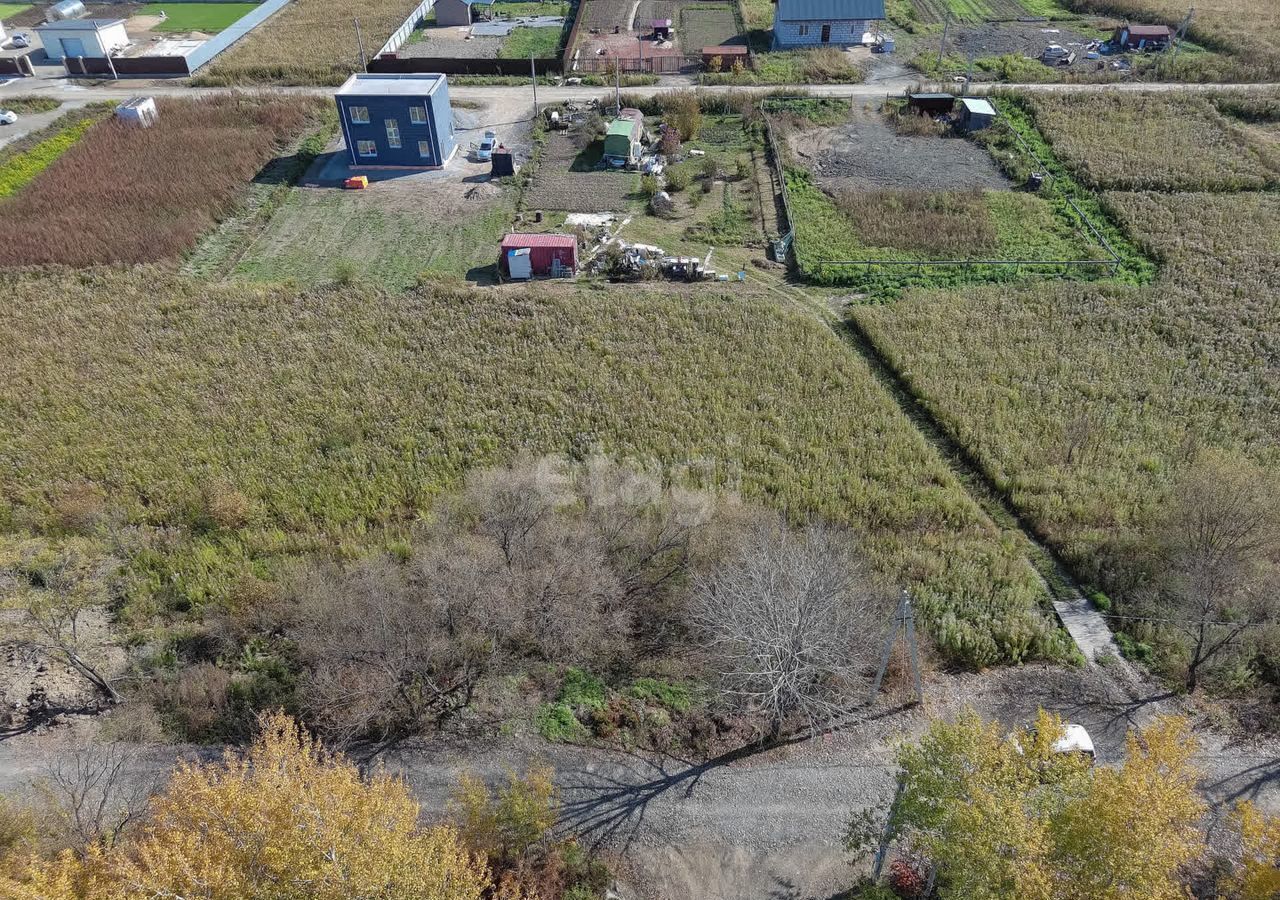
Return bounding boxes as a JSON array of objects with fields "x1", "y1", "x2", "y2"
[
  {"x1": 772, "y1": 0, "x2": 885, "y2": 49},
  {"x1": 334, "y1": 73, "x2": 458, "y2": 169}
]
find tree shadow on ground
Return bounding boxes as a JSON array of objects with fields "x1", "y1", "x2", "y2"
[
  {"x1": 1201, "y1": 757, "x2": 1280, "y2": 809},
  {"x1": 557, "y1": 701, "x2": 914, "y2": 851},
  {"x1": 0, "y1": 701, "x2": 105, "y2": 743}
]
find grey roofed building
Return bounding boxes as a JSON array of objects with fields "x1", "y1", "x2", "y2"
[
  {"x1": 772, "y1": 0, "x2": 885, "y2": 49},
  {"x1": 434, "y1": 0, "x2": 496, "y2": 27}
]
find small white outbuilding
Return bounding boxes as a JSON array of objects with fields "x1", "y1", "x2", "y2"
[
  {"x1": 36, "y1": 18, "x2": 128, "y2": 60},
  {"x1": 116, "y1": 96, "x2": 158, "y2": 127}
]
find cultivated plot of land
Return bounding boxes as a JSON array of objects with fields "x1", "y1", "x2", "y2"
[
  {"x1": 136, "y1": 2, "x2": 259, "y2": 33},
  {"x1": 522, "y1": 131, "x2": 638, "y2": 212},
  {"x1": 676, "y1": 3, "x2": 740, "y2": 50},
  {"x1": 1025, "y1": 93, "x2": 1280, "y2": 191},
  {"x1": 911, "y1": 0, "x2": 1046, "y2": 22},
  {"x1": 572, "y1": 0, "x2": 743, "y2": 69},
  {"x1": 0, "y1": 96, "x2": 320, "y2": 266}
]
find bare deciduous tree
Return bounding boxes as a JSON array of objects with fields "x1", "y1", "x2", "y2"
[
  {"x1": 290, "y1": 557, "x2": 497, "y2": 748},
  {"x1": 14, "y1": 550, "x2": 122, "y2": 705},
  {"x1": 1151, "y1": 454, "x2": 1280, "y2": 692},
  {"x1": 38, "y1": 742, "x2": 162, "y2": 853},
  {"x1": 288, "y1": 455, "x2": 743, "y2": 745},
  {"x1": 693, "y1": 518, "x2": 890, "y2": 740}
]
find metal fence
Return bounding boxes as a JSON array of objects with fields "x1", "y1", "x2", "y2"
[
  {"x1": 568, "y1": 52, "x2": 701, "y2": 74},
  {"x1": 377, "y1": 0, "x2": 435, "y2": 58}
]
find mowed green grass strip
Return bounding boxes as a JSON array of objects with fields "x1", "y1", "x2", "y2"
[
  {"x1": 0, "y1": 271, "x2": 1066, "y2": 666},
  {"x1": 0, "y1": 2, "x2": 32, "y2": 18},
  {"x1": 138, "y1": 2, "x2": 260, "y2": 32}
]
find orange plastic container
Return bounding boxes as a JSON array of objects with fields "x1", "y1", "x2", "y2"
[{"x1": 344, "y1": 175, "x2": 369, "y2": 190}]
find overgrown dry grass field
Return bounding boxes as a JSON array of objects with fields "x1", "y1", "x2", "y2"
[
  {"x1": 1023, "y1": 93, "x2": 1280, "y2": 192},
  {"x1": 0, "y1": 272, "x2": 1067, "y2": 667},
  {"x1": 1064, "y1": 0, "x2": 1280, "y2": 80},
  {"x1": 202, "y1": 0, "x2": 423, "y2": 84},
  {"x1": 0, "y1": 96, "x2": 321, "y2": 266},
  {"x1": 851, "y1": 186, "x2": 1280, "y2": 609}
]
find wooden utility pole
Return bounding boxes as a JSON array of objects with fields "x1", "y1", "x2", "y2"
[
  {"x1": 530, "y1": 52, "x2": 538, "y2": 117},
  {"x1": 937, "y1": 10, "x2": 951, "y2": 70},
  {"x1": 1170, "y1": 6, "x2": 1195, "y2": 60},
  {"x1": 354, "y1": 17, "x2": 367, "y2": 72},
  {"x1": 871, "y1": 591, "x2": 924, "y2": 705}
]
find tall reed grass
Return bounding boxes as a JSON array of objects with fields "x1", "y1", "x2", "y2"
[{"x1": 0, "y1": 95, "x2": 322, "y2": 266}]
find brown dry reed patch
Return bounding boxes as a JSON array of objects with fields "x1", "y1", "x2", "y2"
[
  {"x1": 0, "y1": 95, "x2": 320, "y2": 267},
  {"x1": 833, "y1": 190, "x2": 997, "y2": 256}
]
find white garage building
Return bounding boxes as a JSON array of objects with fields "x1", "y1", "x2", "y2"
[{"x1": 36, "y1": 18, "x2": 128, "y2": 60}]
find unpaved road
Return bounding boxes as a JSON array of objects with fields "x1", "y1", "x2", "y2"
[
  {"x1": 0, "y1": 99, "x2": 86, "y2": 150},
  {"x1": 4, "y1": 72, "x2": 1280, "y2": 108},
  {"x1": 2, "y1": 664, "x2": 1276, "y2": 900}
]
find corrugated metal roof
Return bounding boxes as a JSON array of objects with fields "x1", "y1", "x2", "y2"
[
  {"x1": 775, "y1": 0, "x2": 884, "y2": 22},
  {"x1": 502, "y1": 233, "x2": 576, "y2": 249}
]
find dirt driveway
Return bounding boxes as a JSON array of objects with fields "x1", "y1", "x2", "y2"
[{"x1": 789, "y1": 104, "x2": 1013, "y2": 193}]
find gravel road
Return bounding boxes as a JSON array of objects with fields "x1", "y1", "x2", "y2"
[{"x1": 2, "y1": 664, "x2": 1275, "y2": 900}]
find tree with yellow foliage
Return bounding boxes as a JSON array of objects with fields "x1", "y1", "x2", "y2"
[
  {"x1": 0, "y1": 712, "x2": 490, "y2": 900},
  {"x1": 884, "y1": 711, "x2": 1207, "y2": 900},
  {"x1": 1225, "y1": 801, "x2": 1280, "y2": 900},
  {"x1": 1051, "y1": 717, "x2": 1205, "y2": 900}
]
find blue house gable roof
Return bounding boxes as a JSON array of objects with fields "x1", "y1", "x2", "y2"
[{"x1": 774, "y1": 0, "x2": 884, "y2": 20}]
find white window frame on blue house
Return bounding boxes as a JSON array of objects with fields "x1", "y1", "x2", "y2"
[
  {"x1": 409, "y1": 105, "x2": 427, "y2": 125},
  {"x1": 357, "y1": 139, "x2": 377, "y2": 157},
  {"x1": 385, "y1": 119, "x2": 402, "y2": 149},
  {"x1": 797, "y1": 23, "x2": 809, "y2": 35},
  {"x1": 418, "y1": 140, "x2": 432, "y2": 159},
  {"x1": 348, "y1": 105, "x2": 369, "y2": 124}
]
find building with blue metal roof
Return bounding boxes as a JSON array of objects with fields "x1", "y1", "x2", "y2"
[
  {"x1": 772, "y1": 0, "x2": 885, "y2": 48},
  {"x1": 335, "y1": 73, "x2": 458, "y2": 169}
]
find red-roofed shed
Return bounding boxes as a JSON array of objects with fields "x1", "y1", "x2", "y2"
[
  {"x1": 499, "y1": 233, "x2": 577, "y2": 278},
  {"x1": 1114, "y1": 22, "x2": 1174, "y2": 49}
]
